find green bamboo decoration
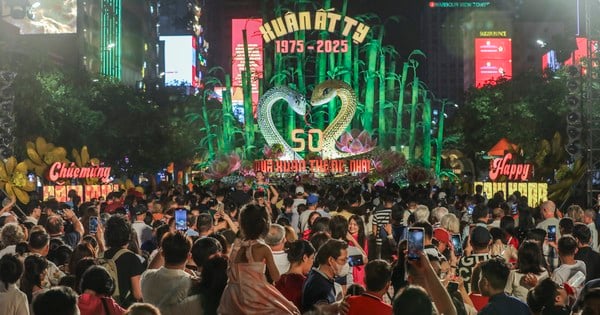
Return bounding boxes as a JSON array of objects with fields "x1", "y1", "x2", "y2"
[
  {"x1": 422, "y1": 92, "x2": 432, "y2": 169},
  {"x1": 328, "y1": 52, "x2": 337, "y2": 121},
  {"x1": 378, "y1": 47, "x2": 386, "y2": 147},
  {"x1": 352, "y1": 42, "x2": 360, "y2": 129},
  {"x1": 408, "y1": 61, "x2": 419, "y2": 162},
  {"x1": 364, "y1": 39, "x2": 379, "y2": 133},
  {"x1": 394, "y1": 61, "x2": 408, "y2": 150},
  {"x1": 242, "y1": 29, "x2": 255, "y2": 147},
  {"x1": 387, "y1": 58, "x2": 396, "y2": 102},
  {"x1": 200, "y1": 95, "x2": 215, "y2": 159},
  {"x1": 222, "y1": 74, "x2": 234, "y2": 152}
]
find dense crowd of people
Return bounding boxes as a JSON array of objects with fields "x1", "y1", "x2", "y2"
[{"x1": 1, "y1": 175, "x2": 600, "y2": 315}]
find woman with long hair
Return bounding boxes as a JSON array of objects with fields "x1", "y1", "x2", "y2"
[
  {"x1": 20, "y1": 254, "x2": 48, "y2": 303},
  {"x1": 217, "y1": 204, "x2": 300, "y2": 314},
  {"x1": 347, "y1": 214, "x2": 368, "y2": 286},
  {"x1": 505, "y1": 240, "x2": 549, "y2": 302},
  {"x1": 275, "y1": 240, "x2": 316, "y2": 310}
]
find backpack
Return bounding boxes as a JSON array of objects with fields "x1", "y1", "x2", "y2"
[{"x1": 97, "y1": 248, "x2": 130, "y2": 304}]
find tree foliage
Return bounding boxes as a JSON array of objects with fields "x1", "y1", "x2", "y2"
[
  {"x1": 9, "y1": 66, "x2": 200, "y2": 177},
  {"x1": 447, "y1": 71, "x2": 568, "y2": 165}
]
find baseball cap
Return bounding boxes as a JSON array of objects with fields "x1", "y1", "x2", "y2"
[
  {"x1": 470, "y1": 226, "x2": 492, "y2": 246},
  {"x1": 295, "y1": 186, "x2": 305, "y2": 195},
  {"x1": 433, "y1": 228, "x2": 451, "y2": 245},
  {"x1": 307, "y1": 194, "x2": 318, "y2": 205}
]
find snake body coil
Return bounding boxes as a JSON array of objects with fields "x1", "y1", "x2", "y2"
[{"x1": 257, "y1": 86, "x2": 307, "y2": 160}]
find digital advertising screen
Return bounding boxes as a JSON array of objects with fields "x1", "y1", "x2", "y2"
[
  {"x1": 1, "y1": 0, "x2": 77, "y2": 34},
  {"x1": 160, "y1": 35, "x2": 198, "y2": 87},
  {"x1": 475, "y1": 38, "x2": 512, "y2": 87}
]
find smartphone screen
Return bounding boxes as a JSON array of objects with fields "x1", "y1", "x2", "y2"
[
  {"x1": 89, "y1": 216, "x2": 98, "y2": 234},
  {"x1": 348, "y1": 254, "x2": 364, "y2": 267},
  {"x1": 175, "y1": 209, "x2": 187, "y2": 231},
  {"x1": 447, "y1": 281, "x2": 459, "y2": 293},
  {"x1": 408, "y1": 227, "x2": 425, "y2": 260},
  {"x1": 511, "y1": 203, "x2": 518, "y2": 215},
  {"x1": 451, "y1": 234, "x2": 463, "y2": 257},
  {"x1": 548, "y1": 225, "x2": 557, "y2": 242},
  {"x1": 467, "y1": 204, "x2": 474, "y2": 215}
]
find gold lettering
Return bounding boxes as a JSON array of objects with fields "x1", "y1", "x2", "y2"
[
  {"x1": 353, "y1": 23, "x2": 370, "y2": 44},
  {"x1": 270, "y1": 17, "x2": 287, "y2": 37},
  {"x1": 284, "y1": 12, "x2": 299, "y2": 32},
  {"x1": 292, "y1": 129, "x2": 305, "y2": 152},
  {"x1": 298, "y1": 11, "x2": 311, "y2": 30},
  {"x1": 326, "y1": 13, "x2": 341, "y2": 33},
  {"x1": 341, "y1": 16, "x2": 358, "y2": 36},
  {"x1": 259, "y1": 23, "x2": 276, "y2": 43},
  {"x1": 314, "y1": 10, "x2": 328, "y2": 30}
]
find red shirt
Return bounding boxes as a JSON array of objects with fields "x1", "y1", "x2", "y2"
[
  {"x1": 469, "y1": 293, "x2": 489, "y2": 312},
  {"x1": 275, "y1": 273, "x2": 306, "y2": 310},
  {"x1": 347, "y1": 293, "x2": 392, "y2": 315},
  {"x1": 78, "y1": 293, "x2": 126, "y2": 315}
]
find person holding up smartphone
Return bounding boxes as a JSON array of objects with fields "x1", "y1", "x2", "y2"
[{"x1": 399, "y1": 251, "x2": 458, "y2": 315}]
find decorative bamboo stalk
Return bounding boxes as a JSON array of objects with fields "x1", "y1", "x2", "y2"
[
  {"x1": 422, "y1": 92, "x2": 431, "y2": 169},
  {"x1": 201, "y1": 95, "x2": 215, "y2": 159},
  {"x1": 378, "y1": 48, "x2": 386, "y2": 147},
  {"x1": 395, "y1": 61, "x2": 409, "y2": 150},
  {"x1": 222, "y1": 74, "x2": 234, "y2": 152},
  {"x1": 408, "y1": 63, "x2": 419, "y2": 161},
  {"x1": 242, "y1": 30, "x2": 255, "y2": 147},
  {"x1": 364, "y1": 39, "x2": 379, "y2": 133}
]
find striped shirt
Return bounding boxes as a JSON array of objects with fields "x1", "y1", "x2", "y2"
[{"x1": 373, "y1": 208, "x2": 392, "y2": 245}]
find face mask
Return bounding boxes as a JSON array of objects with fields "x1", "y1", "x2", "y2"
[{"x1": 334, "y1": 261, "x2": 350, "y2": 277}]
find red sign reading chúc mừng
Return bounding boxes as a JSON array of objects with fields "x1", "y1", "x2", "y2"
[
  {"x1": 489, "y1": 153, "x2": 532, "y2": 181},
  {"x1": 48, "y1": 162, "x2": 112, "y2": 183}
]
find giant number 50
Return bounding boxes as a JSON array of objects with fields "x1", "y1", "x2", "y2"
[{"x1": 291, "y1": 129, "x2": 323, "y2": 152}]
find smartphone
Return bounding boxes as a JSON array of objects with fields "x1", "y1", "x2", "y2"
[
  {"x1": 89, "y1": 216, "x2": 98, "y2": 234},
  {"x1": 451, "y1": 234, "x2": 463, "y2": 257},
  {"x1": 175, "y1": 209, "x2": 187, "y2": 231},
  {"x1": 407, "y1": 227, "x2": 425, "y2": 260},
  {"x1": 348, "y1": 254, "x2": 364, "y2": 267},
  {"x1": 548, "y1": 225, "x2": 557, "y2": 242},
  {"x1": 467, "y1": 204, "x2": 474, "y2": 215},
  {"x1": 447, "y1": 281, "x2": 459, "y2": 293}
]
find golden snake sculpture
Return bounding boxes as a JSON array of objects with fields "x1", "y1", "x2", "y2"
[
  {"x1": 257, "y1": 86, "x2": 307, "y2": 160},
  {"x1": 311, "y1": 80, "x2": 369, "y2": 159}
]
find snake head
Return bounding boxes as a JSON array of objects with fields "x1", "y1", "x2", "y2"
[{"x1": 310, "y1": 82, "x2": 339, "y2": 106}]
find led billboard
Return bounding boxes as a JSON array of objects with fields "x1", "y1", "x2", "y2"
[
  {"x1": 231, "y1": 18, "x2": 264, "y2": 120},
  {"x1": 160, "y1": 35, "x2": 198, "y2": 87},
  {"x1": 1, "y1": 0, "x2": 77, "y2": 34},
  {"x1": 475, "y1": 38, "x2": 512, "y2": 87}
]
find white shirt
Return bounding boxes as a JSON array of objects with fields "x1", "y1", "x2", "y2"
[
  {"x1": 141, "y1": 267, "x2": 198, "y2": 314},
  {"x1": 0, "y1": 282, "x2": 29, "y2": 315},
  {"x1": 587, "y1": 222, "x2": 599, "y2": 252},
  {"x1": 272, "y1": 250, "x2": 290, "y2": 275},
  {"x1": 132, "y1": 221, "x2": 153, "y2": 246}
]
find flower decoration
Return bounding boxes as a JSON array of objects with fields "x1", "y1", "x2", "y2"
[
  {"x1": 204, "y1": 153, "x2": 241, "y2": 180},
  {"x1": 0, "y1": 157, "x2": 35, "y2": 204},
  {"x1": 72, "y1": 145, "x2": 102, "y2": 184},
  {"x1": 25, "y1": 137, "x2": 68, "y2": 177},
  {"x1": 336, "y1": 129, "x2": 377, "y2": 154},
  {"x1": 371, "y1": 151, "x2": 407, "y2": 176},
  {"x1": 263, "y1": 143, "x2": 284, "y2": 159}
]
